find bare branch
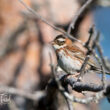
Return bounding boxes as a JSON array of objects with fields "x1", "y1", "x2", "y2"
[
  {"x1": 0, "y1": 85, "x2": 46, "y2": 101},
  {"x1": 49, "y1": 52, "x2": 74, "y2": 110},
  {"x1": 96, "y1": 42, "x2": 106, "y2": 89},
  {"x1": 67, "y1": 0, "x2": 93, "y2": 34},
  {"x1": 78, "y1": 26, "x2": 95, "y2": 79},
  {"x1": 18, "y1": 0, "x2": 85, "y2": 45},
  {"x1": 97, "y1": 44, "x2": 110, "y2": 71}
]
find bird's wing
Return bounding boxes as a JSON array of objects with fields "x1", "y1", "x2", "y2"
[
  {"x1": 66, "y1": 44, "x2": 100, "y2": 69},
  {"x1": 75, "y1": 54, "x2": 99, "y2": 67},
  {"x1": 66, "y1": 44, "x2": 85, "y2": 54}
]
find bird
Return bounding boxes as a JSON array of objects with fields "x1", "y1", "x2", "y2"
[{"x1": 51, "y1": 34, "x2": 108, "y2": 76}]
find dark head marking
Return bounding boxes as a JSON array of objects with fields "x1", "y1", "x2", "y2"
[
  {"x1": 54, "y1": 35, "x2": 66, "y2": 45},
  {"x1": 55, "y1": 35, "x2": 65, "y2": 40}
]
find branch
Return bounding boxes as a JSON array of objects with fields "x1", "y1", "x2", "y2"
[
  {"x1": 0, "y1": 85, "x2": 46, "y2": 101},
  {"x1": 67, "y1": 0, "x2": 93, "y2": 34},
  {"x1": 18, "y1": 0, "x2": 85, "y2": 45},
  {"x1": 49, "y1": 53, "x2": 74, "y2": 110},
  {"x1": 61, "y1": 75, "x2": 103, "y2": 92},
  {"x1": 78, "y1": 25, "x2": 95, "y2": 79},
  {"x1": 56, "y1": 73, "x2": 110, "y2": 104}
]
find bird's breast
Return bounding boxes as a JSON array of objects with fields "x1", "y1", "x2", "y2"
[{"x1": 57, "y1": 49, "x2": 82, "y2": 74}]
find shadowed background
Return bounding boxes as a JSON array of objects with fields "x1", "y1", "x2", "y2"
[{"x1": 0, "y1": 0, "x2": 110, "y2": 110}]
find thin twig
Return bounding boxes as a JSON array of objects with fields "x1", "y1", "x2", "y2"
[
  {"x1": 62, "y1": 91, "x2": 102, "y2": 104},
  {"x1": 78, "y1": 55, "x2": 90, "y2": 79},
  {"x1": 78, "y1": 26, "x2": 95, "y2": 79},
  {"x1": 18, "y1": 0, "x2": 85, "y2": 45},
  {"x1": 91, "y1": 31, "x2": 106, "y2": 88},
  {"x1": 67, "y1": 0, "x2": 93, "y2": 34},
  {"x1": 85, "y1": 25, "x2": 95, "y2": 48},
  {"x1": 98, "y1": 46, "x2": 110, "y2": 71},
  {"x1": 0, "y1": 85, "x2": 46, "y2": 101},
  {"x1": 96, "y1": 43, "x2": 106, "y2": 89},
  {"x1": 49, "y1": 52, "x2": 73, "y2": 110}
]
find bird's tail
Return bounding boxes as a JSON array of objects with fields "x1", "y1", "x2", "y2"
[{"x1": 91, "y1": 66, "x2": 110, "y2": 75}]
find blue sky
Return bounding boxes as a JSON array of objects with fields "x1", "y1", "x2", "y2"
[
  {"x1": 94, "y1": 6, "x2": 110, "y2": 57},
  {"x1": 94, "y1": 6, "x2": 110, "y2": 79},
  {"x1": 94, "y1": 6, "x2": 110, "y2": 109}
]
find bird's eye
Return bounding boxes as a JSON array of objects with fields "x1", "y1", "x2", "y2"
[{"x1": 57, "y1": 40, "x2": 65, "y2": 45}]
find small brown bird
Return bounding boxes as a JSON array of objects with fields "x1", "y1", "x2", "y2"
[{"x1": 51, "y1": 35, "x2": 107, "y2": 75}]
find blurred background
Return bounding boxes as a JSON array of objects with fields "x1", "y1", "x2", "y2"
[{"x1": 0, "y1": 0, "x2": 110, "y2": 110}]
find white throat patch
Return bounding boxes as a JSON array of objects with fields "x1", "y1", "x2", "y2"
[{"x1": 53, "y1": 44, "x2": 66, "y2": 50}]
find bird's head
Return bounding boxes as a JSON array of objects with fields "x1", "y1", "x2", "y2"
[{"x1": 51, "y1": 35, "x2": 72, "y2": 50}]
